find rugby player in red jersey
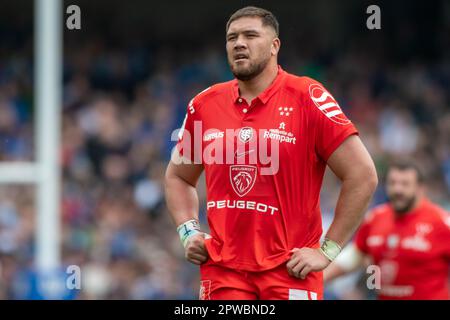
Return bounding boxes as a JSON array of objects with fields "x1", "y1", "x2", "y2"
[
  {"x1": 324, "y1": 160, "x2": 450, "y2": 300},
  {"x1": 165, "y1": 6, "x2": 378, "y2": 300}
]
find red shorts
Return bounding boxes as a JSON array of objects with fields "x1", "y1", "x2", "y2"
[{"x1": 199, "y1": 259, "x2": 323, "y2": 300}]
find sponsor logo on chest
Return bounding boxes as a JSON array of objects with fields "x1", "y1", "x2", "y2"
[
  {"x1": 229, "y1": 165, "x2": 257, "y2": 197},
  {"x1": 368, "y1": 222, "x2": 433, "y2": 253}
]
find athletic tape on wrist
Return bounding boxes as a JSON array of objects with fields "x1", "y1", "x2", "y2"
[
  {"x1": 320, "y1": 238, "x2": 342, "y2": 261},
  {"x1": 177, "y1": 219, "x2": 201, "y2": 247}
]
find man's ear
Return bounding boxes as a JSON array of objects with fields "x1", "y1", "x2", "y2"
[
  {"x1": 417, "y1": 184, "x2": 426, "y2": 197},
  {"x1": 271, "y1": 38, "x2": 280, "y2": 56}
]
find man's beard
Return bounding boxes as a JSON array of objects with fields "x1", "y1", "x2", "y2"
[
  {"x1": 230, "y1": 56, "x2": 270, "y2": 81},
  {"x1": 388, "y1": 194, "x2": 417, "y2": 214}
]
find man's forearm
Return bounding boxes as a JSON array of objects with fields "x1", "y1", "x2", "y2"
[
  {"x1": 165, "y1": 165, "x2": 209, "y2": 263},
  {"x1": 323, "y1": 262, "x2": 348, "y2": 283},
  {"x1": 325, "y1": 175, "x2": 377, "y2": 247},
  {"x1": 165, "y1": 174, "x2": 200, "y2": 227},
  {"x1": 323, "y1": 244, "x2": 365, "y2": 282}
]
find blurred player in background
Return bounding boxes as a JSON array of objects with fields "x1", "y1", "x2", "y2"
[
  {"x1": 324, "y1": 160, "x2": 450, "y2": 299},
  {"x1": 165, "y1": 6, "x2": 378, "y2": 300}
]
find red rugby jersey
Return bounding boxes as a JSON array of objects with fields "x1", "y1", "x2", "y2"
[
  {"x1": 355, "y1": 198, "x2": 450, "y2": 299},
  {"x1": 176, "y1": 66, "x2": 358, "y2": 271}
]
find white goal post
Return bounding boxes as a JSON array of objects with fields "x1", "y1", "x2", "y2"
[{"x1": 0, "y1": 0, "x2": 63, "y2": 275}]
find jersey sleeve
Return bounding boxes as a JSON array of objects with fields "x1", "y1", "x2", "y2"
[
  {"x1": 175, "y1": 98, "x2": 202, "y2": 163},
  {"x1": 304, "y1": 78, "x2": 359, "y2": 162},
  {"x1": 435, "y1": 209, "x2": 450, "y2": 260}
]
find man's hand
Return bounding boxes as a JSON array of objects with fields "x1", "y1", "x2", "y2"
[
  {"x1": 184, "y1": 233, "x2": 209, "y2": 265},
  {"x1": 286, "y1": 247, "x2": 330, "y2": 279}
]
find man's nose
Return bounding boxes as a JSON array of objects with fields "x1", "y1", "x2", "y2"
[
  {"x1": 392, "y1": 185, "x2": 405, "y2": 194},
  {"x1": 234, "y1": 36, "x2": 247, "y2": 50}
]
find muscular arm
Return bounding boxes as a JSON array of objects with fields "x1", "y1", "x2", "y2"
[
  {"x1": 325, "y1": 135, "x2": 378, "y2": 247},
  {"x1": 286, "y1": 135, "x2": 377, "y2": 279},
  {"x1": 164, "y1": 150, "x2": 204, "y2": 226},
  {"x1": 165, "y1": 150, "x2": 209, "y2": 265}
]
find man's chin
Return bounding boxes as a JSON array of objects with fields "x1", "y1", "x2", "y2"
[
  {"x1": 392, "y1": 201, "x2": 415, "y2": 214},
  {"x1": 393, "y1": 205, "x2": 409, "y2": 214},
  {"x1": 233, "y1": 70, "x2": 255, "y2": 81}
]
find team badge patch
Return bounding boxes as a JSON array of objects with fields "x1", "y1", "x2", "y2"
[
  {"x1": 238, "y1": 127, "x2": 254, "y2": 143},
  {"x1": 199, "y1": 280, "x2": 211, "y2": 300},
  {"x1": 229, "y1": 165, "x2": 257, "y2": 197},
  {"x1": 309, "y1": 83, "x2": 351, "y2": 125}
]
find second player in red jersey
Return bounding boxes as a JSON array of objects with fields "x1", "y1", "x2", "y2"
[{"x1": 324, "y1": 160, "x2": 450, "y2": 299}]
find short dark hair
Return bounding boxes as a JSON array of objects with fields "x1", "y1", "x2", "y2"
[
  {"x1": 226, "y1": 6, "x2": 279, "y2": 36},
  {"x1": 387, "y1": 159, "x2": 424, "y2": 183}
]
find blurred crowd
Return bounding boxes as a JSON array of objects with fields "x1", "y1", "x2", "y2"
[{"x1": 0, "y1": 22, "x2": 449, "y2": 299}]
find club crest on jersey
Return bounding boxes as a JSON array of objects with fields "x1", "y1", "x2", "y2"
[
  {"x1": 230, "y1": 165, "x2": 257, "y2": 197},
  {"x1": 379, "y1": 260, "x2": 398, "y2": 285},
  {"x1": 238, "y1": 127, "x2": 254, "y2": 143},
  {"x1": 309, "y1": 83, "x2": 350, "y2": 125}
]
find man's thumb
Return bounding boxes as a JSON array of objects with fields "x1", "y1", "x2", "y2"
[{"x1": 203, "y1": 232, "x2": 212, "y2": 239}]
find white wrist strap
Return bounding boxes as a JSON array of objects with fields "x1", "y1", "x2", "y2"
[
  {"x1": 177, "y1": 219, "x2": 201, "y2": 247},
  {"x1": 319, "y1": 238, "x2": 342, "y2": 261}
]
